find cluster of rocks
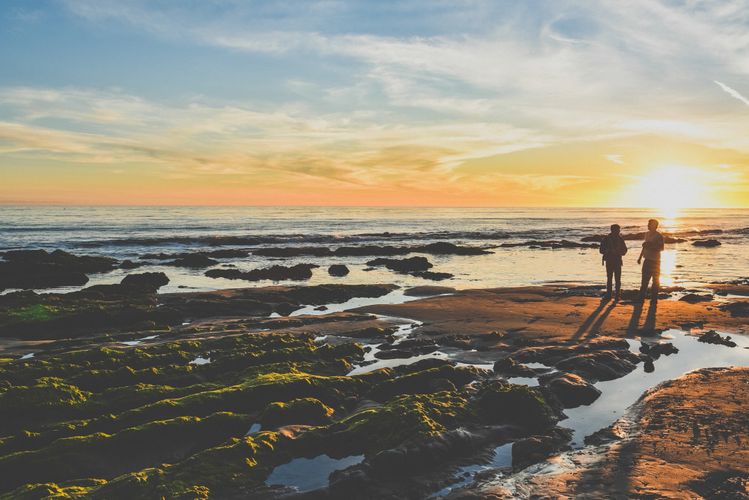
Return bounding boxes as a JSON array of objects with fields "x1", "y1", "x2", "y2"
[{"x1": 0, "y1": 249, "x2": 117, "y2": 291}]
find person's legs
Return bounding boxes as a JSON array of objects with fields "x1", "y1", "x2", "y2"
[
  {"x1": 640, "y1": 261, "x2": 652, "y2": 299},
  {"x1": 614, "y1": 265, "x2": 622, "y2": 300},
  {"x1": 651, "y1": 261, "x2": 661, "y2": 299},
  {"x1": 605, "y1": 261, "x2": 614, "y2": 298}
]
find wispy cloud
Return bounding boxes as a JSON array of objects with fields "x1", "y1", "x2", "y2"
[
  {"x1": 605, "y1": 154, "x2": 624, "y2": 165},
  {"x1": 714, "y1": 80, "x2": 749, "y2": 107}
]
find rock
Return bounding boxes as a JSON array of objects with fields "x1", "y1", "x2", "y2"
[
  {"x1": 679, "y1": 293, "x2": 713, "y2": 303},
  {"x1": 166, "y1": 254, "x2": 219, "y2": 268},
  {"x1": 415, "y1": 242, "x2": 490, "y2": 255},
  {"x1": 697, "y1": 330, "x2": 737, "y2": 347},
  {"x1": 411, "y1": 271, "x2": 453, "y2": 281},
  {"x1": 555, "y1": 350, "x2": 639, "y2": 382},
  {"x1": 493, "y1": 358, "x2": 537, "y2": 377},
  {"x1": 119, "y1": 260, "x2": 142, "y2": 270},
  {"x1": 0, "y1": 249, "x2": 117, "y2": 291},
  {"x1": 205, "y1": 264, "x2": 319, "y2": 282},
  {"x1": 403, "y1": 286, "x2": 456, "y2": 297},
  {"x1": 328, "y1": 265, "x2": 350, "y2": 277},
  {"x1": 369, "y1": 365, "x2": 482, "y2": 401},
  {"x1": 692, "y1": 239, "x2": 721, "y2": 247},
  {"x1": 720, "y1": 301, "x2": 749, "y2": 317},
  {"x1": 639, "y1": 342, "x2": 679, "y2": 358},
  {"x1": 259, "y1": 397, "x2": 334, "y2": 428},
  {"x1": 512, "y1": 436, "x2": 556, "y2": 468},
  {"x1": 478, "y1": 381, "x2": 557, "y2": 430},
  {"x1": 366, "y1": 256, "x2": 433, "y2": 273},
  {"x1": 120, "y1": 272, "x2": 170, "y2": 291},
  {"x1": 541, "y1": 373, "x2": 601, "y2": 408},
  {"x1": 500, "y1": 240, "x2": 599, "y2": 249}
]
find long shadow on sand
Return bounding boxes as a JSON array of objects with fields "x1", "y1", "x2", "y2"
[{"x1": 573, "y1": 298, "x2": 618, "y2": 340}]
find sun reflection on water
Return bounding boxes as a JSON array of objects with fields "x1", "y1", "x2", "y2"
[{"x1": 659, "y1": 249, "x2": 677, "y2": 286}]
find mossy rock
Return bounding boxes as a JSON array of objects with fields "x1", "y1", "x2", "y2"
[
  {"x1": 477, "y1": 382, "x2": 557, "y2": 430},
  {"x1": 260, "y1": 397, "x2": 334, "y2": 428},
  {"x1": 0, "y1": 378, "x2": 91, "y2": 422},
  {"x1": 308, "y1": 391, "x2": 472, "y2": 455}
]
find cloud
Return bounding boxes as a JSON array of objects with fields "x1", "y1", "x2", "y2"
[
  {"x1": 714, "y1": 80, "x2": 749, "y2": 107},
  {"x1": 605, "y1": 154, "x2": 624, "y2": 165}
]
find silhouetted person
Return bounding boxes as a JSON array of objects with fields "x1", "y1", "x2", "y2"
[
  {"x1": 637, "y1": 218, "x2": 664, "y2": 301},
  {"x1": 599, "y1": 224, "x2": 628, "y2": 300}
]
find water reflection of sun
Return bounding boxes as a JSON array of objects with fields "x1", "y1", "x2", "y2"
[{"x1": 660, "y1": 249, "x2": 677, "y2": 287}]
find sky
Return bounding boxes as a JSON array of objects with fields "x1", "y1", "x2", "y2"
[{"x1": 1, "y1": 0, "x2": 748, "y2": 207}]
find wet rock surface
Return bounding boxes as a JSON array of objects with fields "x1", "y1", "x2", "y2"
[
  {"x1": 540, "y1": 372, "x2": 601, "y2": 408},
  {"x1": 327, "y1": 265, "x2": 350, "y2": 277},
  {"x1": 0, "y1": 250, "x2": 117, "y2": 291},
  {"x1": 692, "y1": 239, "x2": 722, "y2": 247},
  {"x1": 0, "y1": 283, "x2": 397, "y2": 339},
  {"x1": 205, "y1": 263, "x2": 319, "y2": 282}
]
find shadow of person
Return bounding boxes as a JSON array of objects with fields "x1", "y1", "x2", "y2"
[
  {"x1": 627, "y1": 301, "x2": 644, "y2": 336},
  {"x1": 587, "y1": 300, "x2": 618, "y2": 338},
  {"x1": 642, "y1": 298, "x2": 658, "y2": 335},
  {"x1": 573, "y1": 297, "x2": 610, "y2": 340}
]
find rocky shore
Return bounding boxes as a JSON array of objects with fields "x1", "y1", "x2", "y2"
[{"x1": 1, "y1": 271, "x2": 748, "y2": 498}]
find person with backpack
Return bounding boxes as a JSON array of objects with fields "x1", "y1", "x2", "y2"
[{"x1": 599, "y1": 224, "x2": 628, "y2": 301}]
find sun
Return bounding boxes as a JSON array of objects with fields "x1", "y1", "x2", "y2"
[{"x1": 619, "y1": 165, "x2": 716, "y2": 217}]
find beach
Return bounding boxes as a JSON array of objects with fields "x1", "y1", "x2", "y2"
[{"x1": 0, "y1": 207, "x2": 748, "y2": 498}]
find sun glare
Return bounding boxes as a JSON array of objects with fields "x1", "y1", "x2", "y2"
[{"x1": 621, "y1": 165, "x2": 716, "y2": 217}]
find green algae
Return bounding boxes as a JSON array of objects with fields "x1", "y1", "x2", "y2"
[
  {"x1": 6, "y1": 304, "x2": 59, "y2": 323},
  {"x1": 309, "y1": 391, "x2": 472, "y2": 455},
  {"x1": 260, "y1": 397, "x2": 335, "y2": 428}
]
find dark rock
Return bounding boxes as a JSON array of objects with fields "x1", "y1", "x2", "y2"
[
  {"x1": 328, "y1": 265, "x2": 350, "y2": 277},
  {"x1": 166, "y1": 254, "x2": 219, "y2": 268},
  {"x1": 369, "y1": 365, "x2": 482, "y2": 401},
  {"x1": 205, "y1": 264, "x2": 319, "y2": 282},
  {"x1": 720, "y1": 301, "x2": 749, "y2": 317},
  {"x1": 366, "y1": 256, "x2": 433, "y2": 273},
  {"x1": 541, "y1": 372, "x2": 601, "y2": 408},
  {"x1": 478, "y1": 381, "x2": 557, "y2": 430},
  {"x1": 119, "y1": 260, "x2": 142, "y2": 270},
  {"x1": 500, "y1": 240, "x2": 599, "y2": 249},
  {"x1": 0, "y1": 249, "x2": 117, "y2": 291},
  {"x1": 259, "y1": 397, "x2": 334, "y2": 428},
  {"x1": 698, "y1": 330, "x2": 737, "y2": 347},
  {"x1": 404, "y1": 286, "x2": 456, "y2": 297},
  {"x1": 555, "y1": 350, "x2": 639, "y2": 382},
  {"x1": 493, "y1": 358, "x2": 537, "y2": 377},
  {"x1": 120, "y1": 272, "x2": 170, "y2": 291},
  {"x1": 512, "y1": 436, "x2": 556, "y2": 468},
  {"x1": 692, "y1": 239, "x2": 721, "y2": 247},
  {"x1": 639, "y1": 342, "x2": 679, "y2": 358},
  {"x1": 411, "y1": 271, "x2": 453, "y2": 281},
  {"x1": 679, "y1": 293, "x2": 713, "y2": 303}
]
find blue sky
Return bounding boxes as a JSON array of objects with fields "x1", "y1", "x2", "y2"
[{"x1": 1, "y1": 0, "x2": 748, "y2": 205}]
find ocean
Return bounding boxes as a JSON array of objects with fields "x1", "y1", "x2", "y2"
[{"x1": 1, "y1": 206, "x2": 747, "y2": 294}]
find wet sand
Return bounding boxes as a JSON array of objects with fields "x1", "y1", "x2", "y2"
[{"x1": 360, "y1": 285, "x2": 749, "y2": 342}]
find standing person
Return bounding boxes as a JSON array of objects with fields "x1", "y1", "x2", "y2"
[
  {"x1": 600, "y1": 224, "x2": 628, "y2": 300},
  {"x1": 637, "y1": 219, "x2": 665, "y2": 301}
]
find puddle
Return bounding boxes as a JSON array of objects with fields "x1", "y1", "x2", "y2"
[
  {"x1": 290, "y1": 289, "x2": 421, "y2": 316},
  {"x1": 140, "y1": 335, "x2": 159, "y2": 340},
  {"x1": 265, "y1": 454, "x2": 365, "y2": 492},
  {"x1": 564, "y1": 329, "x2": 749, "y2": 446},
  {"x1": 506, "y1": 376, "x2": 539, "y2": 387},
  {"x1": 432, "y1": 328, "x2": 749, "y2": 496},
  {"x1": 189, "y1": 356, "x2": 211, "y2": 365},
  {"x1": 120, "y1": 340, "x2": 142, "y2": 346},
  {"x1": 245, "y1": 423, "x2": 261, "y2": 435},
  {"x1": 431, "y1": 443, "x2": 513, "y2": 498},
  {"x1": 19, "y1": 353, "x2": 35, "y2": 360}
]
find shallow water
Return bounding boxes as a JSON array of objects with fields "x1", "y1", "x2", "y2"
[
  {"x1": 265, "y1": 454, "x2": 365, "y2": 492},
  {"x1": 564, "y1": 329, "x2": 749, "y2": 446},
  {"x1": 433, "y1": 328, "x2": 749, "y2": 497},
  {"x1": 3, "y1": 206, "x2": 749, "y2": 294}
]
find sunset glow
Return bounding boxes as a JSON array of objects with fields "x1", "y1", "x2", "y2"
[{"x1": 1, "y1": 1, "x2": 749, "y2": 206}]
